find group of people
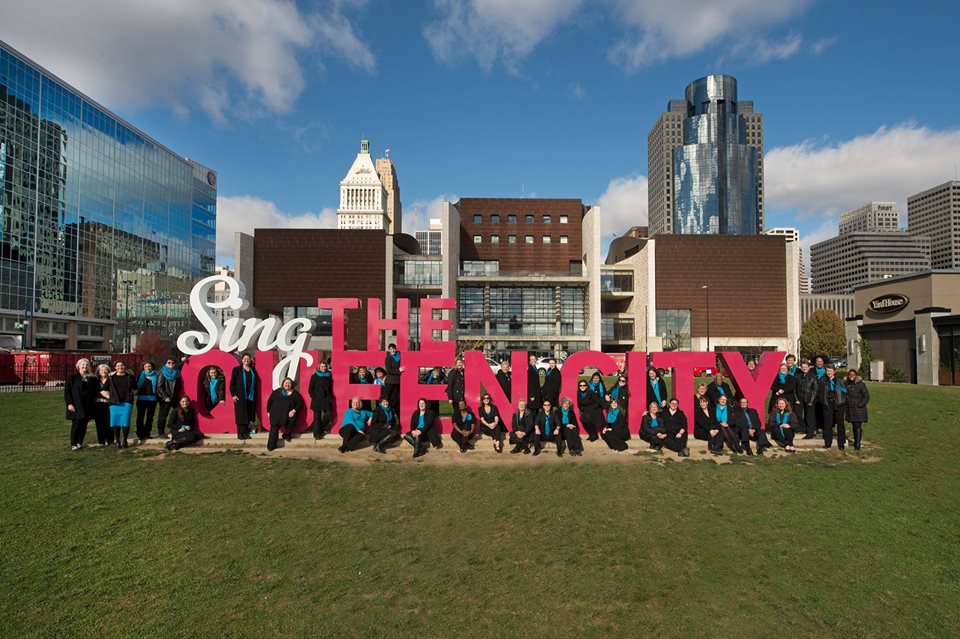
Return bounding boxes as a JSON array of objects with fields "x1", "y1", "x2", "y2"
[{"x1": 64, "y1": 348, "x2": 870, "y2": 458}]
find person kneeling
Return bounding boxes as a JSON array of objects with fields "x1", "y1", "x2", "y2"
[
  {"x1": 266, "y1": 378, "x2": 303, "y2": 452},
  {"x1": 368, "y1": 397, "x2": 400, "y2": 454},
  {"x1": 601, "y1": 399, "x2": 630, "y2": 452},
  {"x1": 767, "y1": 398, "x2": 797, "y2": 453},
  {"x1": 508, "y1": 400, "x2": 535, "y2": 454},
  {"x1": 734, "y1": 397, "x2": 772, "y2": 456},
  {"x1": 338, "y1": 397, "x2": 373, "y2": 453},
  {"x1": 165, "y1": 396, "x2": 205, "y2": 451},
  {"x1": 534, "y1": 399, "x2": 562, "y2": 457}
]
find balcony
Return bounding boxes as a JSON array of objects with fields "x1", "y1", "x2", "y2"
[{"x1": 601, "y1": 317, "x2": 636, "y2": 343}]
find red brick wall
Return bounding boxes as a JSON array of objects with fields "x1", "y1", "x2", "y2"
[
  {"x1": 654, "y1": 234, "x2": 788, "y2": 337},
  {"x1": 456, "y1": 198, "x2": 585, "y2": 274},
  {"x1": 253, "y1": 229, "x2": 386, "y2": 349}
]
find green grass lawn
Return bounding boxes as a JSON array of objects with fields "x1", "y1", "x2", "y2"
[{"x1": 2, "y1": 383, "x2": 959, "y2": 639}]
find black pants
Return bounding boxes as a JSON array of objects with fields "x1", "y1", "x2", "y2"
[
  {"x1": 480, "y1": 424, "x2": 504, "y2": 442},
  {"x1": 267, "y1": 419, "x2": 296, "y2": 451},
  {"x1": 601, "y1": 429, "x2": 629, "y2": 451},
  {"x1": 339, "y1": 425, "x2": 366, "y2": 452},
  {"x1": 417, "y1": 425, "x2": 443, "y2": 448},
  {"x1": 311, "y1": 407, "x2": 331, "y2": 438},
  {"x1": 850, "y1": 421, "x2": 863, "y2": 448},
  {"x1": 156, "y1": 399, "x2": 174, "y2": 436},
  {"x1": 509, "y1": 430, "x2": 534, "y2": 450},
  {"x1": 384, "y1": 383, "x2": 400, "y2": 413},
  {"x1": 135, "y1": 400, "x2": 156, "y2": 439},
  {"x1": 694, "y1": 425, "x2": 725, "y2": 452},
  {"x1": 739, "y1": 426, "x2": 772, "y2": 453},
  {"x1": 793, "y1": 402, "x2": 806, "y2": 433},
  {"x1": 112, "y1": 426, "x2": 130, "y2": 444},
  {"x1": 771, "y1": 425, "x2": 795, "y2": 447},
  {"x1": 70, "y1": 419, "x2": 88, "y2": 446},
  {"x1": 368, "y1": 424, "x2": 399, "y2": 447},
  {"x1": 539, "y1": 430, "x2": 564, "y2": 453},
  {"x1": 451, "y1": 429, "x2": 474, "y2": 450},
  {"x1": 719, "y1": 426, "x2": 742, "y2": 452},
  {"x1": 824, "y1": 405, "x2": 845, "y2": 448},
  {"x1": 580, "y1": 417, "x2": 601, "y2": 440},
  {"x1": 93, "y1": 404, "x2": 113, "y2": 445},
  {"x1": 562, "y1": 425, "x2": 583, "y2": 452},
  {"x1": 661, "y1": 431, "x2": 688, "y2": 454}
]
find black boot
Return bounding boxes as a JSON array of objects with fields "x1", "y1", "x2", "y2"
[{"x1": 853, "y1": 425, "x2": 863, "y2": 450}]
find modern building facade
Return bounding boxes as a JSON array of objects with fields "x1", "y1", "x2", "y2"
[
  {"x1": 0, "y1": 40, "x2": 216, "y2": 351},
  {"x1": 765, "y1": 227, "x2": 809, "y2": 294},
  {"x1": 648, "y1": 75, "x2": 764, "y2": 236},
  {"x1": 336, "y1": 139, "x2": 389, "y2": 230},
  {"x1": 414, "y1": 218, "x2": 443, "y2": 256},
  {"x1": 907, "y1": 181, "x2": 960, "y2": 269},
  {"x1": 810, "y1": 201, "x2": 930, "y2": 294},
  {"x1": 376, "y1": 153, "x2": 402, "y2": 234},
  {"x1": 800, "y1": 293, "x2": 855, "y2": 325}
]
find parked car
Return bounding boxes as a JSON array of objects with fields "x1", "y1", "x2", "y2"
[
  {"x1": 485, "y1": 357, "x2": 501, "y2": 374},
  {"x1": 693, "y1": 367, "x2": 717, "y2": 377},
  {"x1": 535, "y1": 357, "x2": 565, "y2": 372}
]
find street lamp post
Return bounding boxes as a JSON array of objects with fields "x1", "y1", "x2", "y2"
[{"x1": 702, "y1": 285, "x2": 711, "y2": 352}]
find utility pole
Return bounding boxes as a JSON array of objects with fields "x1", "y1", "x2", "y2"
[{"x1": 702, "y1": 285, "x2": 711, "y2": 352}]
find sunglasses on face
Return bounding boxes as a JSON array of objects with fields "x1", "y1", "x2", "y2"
[{"x1": 618, "y1": 379, "x2": 626, "y2": 383}]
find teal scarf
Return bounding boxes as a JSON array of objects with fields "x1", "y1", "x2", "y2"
[{"x1": 606, "y1": 408, "x2": 620, "y2": 424}]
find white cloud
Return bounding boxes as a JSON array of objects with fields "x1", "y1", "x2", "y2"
[
  {"x1": 607, "y1": 0, "x2": 813, "y2": 70},
  {"x1": 404, "y1": 194, "x2": 458, "y2": 230},
  {"x1": 424, "y1": 0, "x2": 583, "y2": 72},
  {"x1": 571, "y1": 83, "x2": 587, "y2": 100},
  {"x1": 216, "y1": 195, "x2": 337, "y2": 264},
  {"x1": 765, "y1": 123, "x2": 960, "y2": 218},
  {"x1": 0, "y1": 0, "x2": 374, "y2": 123},
  {"x1": 597, "y1": 175, "x2": 648, "y2": 242}
]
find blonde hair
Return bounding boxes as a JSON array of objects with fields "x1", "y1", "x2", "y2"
[
  {"x1": 75, "y1": 358, "x2": 92, "y2": 371},
  {"x1": 96, "y1": 364, "x2": 110, "y2": 377}
]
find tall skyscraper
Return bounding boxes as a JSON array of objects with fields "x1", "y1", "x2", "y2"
[
  {"x1": 0, "y1": 39, "x2": 215, "y2": 351},
  {"x1": 647, "y1": 74, "x2": 764, "y2": 236},
  {"x1": 337, "y1": 139, "x2": 388, "y2": 230},
  {"x1": 765, "y1": 227, "x2": 809, "y2": 294},
  {"x1": 810, "y1": 202, "x2": 930, "y2": 294},
  {"x1": 907, "y1": 181, "x2": 960, "y2": 269},
  {"x1": 376, "y1": 152, "x2": 402, "y2": 234}
]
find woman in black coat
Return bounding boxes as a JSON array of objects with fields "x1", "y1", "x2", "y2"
[
  {"x1": 308, "y1": 360, "x2": 334, "y2": 439},
  {"x1": 368, "y1": 397, "x2": 400, "y2": 454},
  {"x1": 404, "y1": 398, "x2": 440, "y2": 457},
  {"x1": 451, "y1": 399, "x2": 477, "y2": 453},
  {"x1": 108, "y1": 361, "x2": 136, "y2": 449},
  {"x1": 165, "y1": 396, "x2": 205, "y2": 450},
  {"x1": 604, "y1": 375, "x2": 630, "y2": 416},
  {"x1": 202, "y1": 366, "x2": 226, "y2": 413},
  {"x1": 90, "y1": 364, "x2": 114, "y2": 446},
  {"x1": 645, "y1": 367, "x2": 668, "y2": 410},
  {"x1": 769, "y1": 363, "x2": 798, "y2": 411},
  {"x1": 495, "y1": 361, "x2": 512, "y2": 401},
  {"x1": 844, "y1": 369, "x2": 870, "y2": 450},
  {"x1": 558, "y1": 397, "x2": 583, "y2": 456},
  {"x1": 64, "y1": 358, "x2": 94, "y2": 450},
  {"x1": 265, "y1": 378, "x2": 303, "y2": 451},
  {"x1": 576, "y1": 379, "x2": 605, "y2": 442},
  {"x1": 600, "y1": 398, "x2": 630, "y2": 452},
  {"x1": 766, "y1": 397, "x2": 797, "y2": 452},
  {"x1": 229, "y1": 354, "x2": 258, "y2": 438},
  {"x1": 692, "y1": 396, "x2": 724, "y2": 454},
  {"x1": 445, "y1": 358, "x2": 465, "y2": 408},
  {"x1": 478, "y1": 394, "x2": 504, "y2": 453}
]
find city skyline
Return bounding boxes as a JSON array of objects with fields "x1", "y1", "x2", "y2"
[{"x1": 2, "y1": 1, "x2": 959, "y2": 266}]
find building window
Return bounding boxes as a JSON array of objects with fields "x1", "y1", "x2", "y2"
[
  {"x1": 491, "y1": 215, "x2": 500, "y2": 224},
  {"x1": 543, "y1": 236, "x2": 551, "y2": 244},
  {"x1": 524, "y1": 215, "x2": 534, "y2": 223},
  {"x1": 491, "y1": 235, "x2": 500, "y2": 244},
  {"x1": 458, "y1": 287, "x2": 485, "y2": 331},
  {"x1": 473, "y1": 215, "x2": 482, "y2": 223},
  {"x1": 602, "y1": 318, "x2": 635, "y2": 342},
  {"x1": 525, "y1": 235, "x2": 534, "y2": 244},
  {"x1": 508, "y1": 235, "x2": 517, "y2": 244},
  {"x1": 655, "y1": 309, "x2": 692, "y2": 351},
  {"x1": 601, "y1": 270, "x2": 634, "y2": 293},
  {"x1": 461, "y1": 261, "x2": 499, "y2": 276},
  {"x1": 559, "y1": 235, "x2": 569, "y2": 244},
  {"x1": 473, "y1": 235, "x2": 482, "y2": 244},
  {"x1": 283, "y1": 307, "x2": 333, "y2": 336},
  {"x1": 569, "y1": 261, "x2": 582, "y2": 276},
  {"x1": 508, "y1": 215, "x2": 517, "y2": 224},
  {"x1": 543, "y1": 215, "x2": 552, "y2": 224},
  {"x1": 559, "y1": 215, "x2": 569, "y2": 224}
]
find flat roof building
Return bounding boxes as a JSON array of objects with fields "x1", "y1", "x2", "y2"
[{"x1": 907, "y1": 181, "x2": 960, "y2": 269}]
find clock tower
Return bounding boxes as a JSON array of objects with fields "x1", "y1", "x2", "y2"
[{"x1": 336, "y1": 139, "x2": 389, "y2": 230}]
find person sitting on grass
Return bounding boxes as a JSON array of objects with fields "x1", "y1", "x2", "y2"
[
  {"x1": 600, "y1": 398, "x2": 630, "y2": 452},
  {"x1": 576, "y1": 379, "x2": 605, "y2": 442},
  {"x1": 337, "y1": 396, "x2": 372, "y2": 454},
  {"x1": 368, "y1": 397, "x2": 400, "y2": 454},
  {"x1": 533, "y1": 399, "x2": 562, "y2": 457},
  {"x1": 451, "y1": 399, "x2": 477, "y2": 453},
  {"x1": 734, "y1": 397, "x2": 772, "y2": 456},
  {"x1": 165, "y1": 396, "x2": 205, "y2": 451},
  {"x1": 662, "y1": 397, "x2": 690, "y2": 457},
  {"x1": 713, "y1": 394, "x2": 743, "y2": 454},
  {"x1": 693, "y1": 396, "x2": 725, "y2": 455},
  {"x1": 639, "y1": 401, "x2": 664, "y2": 450},
  {"x1": 404, "y1": 398, "x2": 440, "y2": 458},
  {"x1": 478, "y1": 393, "x2": 505, "y2": 453},
  {"x1": 508, "y1": 399, "x2": 535, "y2": 454},
  {"x1": 558, "y1": 397, "x2": 583, "y2": 457},
  {"x1": 766, "y1": 397, "x2": 797, "y2": 453},
  {"x1": 266, "y1": 378, "x2": 303, "y2": 452}
]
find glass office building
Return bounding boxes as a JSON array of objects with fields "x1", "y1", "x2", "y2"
[
  {"x1": 673, "y1": 75, "x2": 760, "y2": 235},
  {"x1": 0, "y1": 40, "x2": 216, "y2": 351}
]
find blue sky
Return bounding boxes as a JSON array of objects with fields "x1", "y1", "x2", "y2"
[{"x1": 3, "y1": 0, "x2": 959, "y2": 264}]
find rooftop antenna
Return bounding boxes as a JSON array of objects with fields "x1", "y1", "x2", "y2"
[{"x1": 521, "y1": 181, "x2": 525, "y2": 197}]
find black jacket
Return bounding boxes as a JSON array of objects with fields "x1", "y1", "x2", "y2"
[
  {"x1": 478, "y1": 404, "x2": 501, "y2": 428},
  {"x1": 766, "y1": 409, "x2": 798, "y2": 433},
  {"x1": 576, "y1": 389, "x2": 605, "y2": 425},
  {"x1": 495, "y1": 370, "x2": 511, "y2": 400},
  {"x1": 156, "y1": 369, "x2": 181, "y2": 403},
  {"x1": 510, "y1": 409, "x2": 534, "y2": 435},
  {"x1": 604, "y1": 383, "x2": 630, "y2": 415},
  {"x1": 845, "y1": 379, "x2": 869, "y2": 422},
  {"x1": 770, "y1": 373, "x2": 798, "y2": 406},
  {"x1": 797, "y1": 370, "x2": 820, "y2": 406},
  {"x1": 733, "y1": 407, "x2": 763, "y2": 432},
  {"x1": 818, "y1": 376, "x2": 847, "y2": 407},
  {"x1": 201, "y1": 377, "x2": 226, "y2": 412},
  {"x1": 445, "y1": 367, "x2": 465, "y2": 402},
  {"x1": 64, "y1": 373, "x2": 92, "y2": 420},
  {"x1": 409, "y1": 409, "x2": 437, "y2": 433},
  {"x1": 266, "y1": 389, "x2": 303, "y2": 427},
  {"x1": 452, "y1": 409, "x2": 476, "y2": 436},
  {"x1": 557, "y1": 406, "x2": 579, "y2": 431},
  {"x1": 706, "y1": 381, "x2": 734, "y2": 406},
  {"x1": 540, "y1": 368, "x2": 562, "y2": 402},
  {"x1": 108, "y1": 372, "x2": 135, "y2": 405},
  {"x1": 384, "y1": 353, "x2": 402, "y2": 385},
  {"x1": 308, "y1": 372, "x2": 334, "y2": 411},
  {"x1": 603, "y1": 409, "x2": 629, "y2": 440},
  {"x1": 229, "y1": 365, "x2": 258, "y2": 425},
  {"x1": 534, "y1": 409, "x2": 561, "y2": 437},
  {"x1": 645, "y1": 377, "x2": 668, "y2": 409},
  {"x1": 693, "y1": 408, "x2": 717, "y2": 435},
  {"x1": 640, "y1": 413, "x2": 666, "y2": 439},
  {"x1": 527, "y1": 364, "x2": 543, "y2": 403},
  {"x1": 371, "y1": 405, "x2": 398, "y2": 430},
  {"x1": 662, "y1": 408, "x2": 688, "y2": 436}
]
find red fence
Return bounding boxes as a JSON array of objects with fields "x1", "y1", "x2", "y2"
[{"x1": 0, "y1": 352, "x2": 145, "y2": 390}]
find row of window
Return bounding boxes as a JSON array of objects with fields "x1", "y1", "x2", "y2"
[
  {"x1": 473, "y1": 235, "x2": 569, "y2": 245},
  {"x1": 471, "y1": 214, "x2": 569, "y2": 225}
]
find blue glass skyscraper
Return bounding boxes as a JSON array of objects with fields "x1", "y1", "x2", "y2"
[{"x1": 0, "y1": 40, "x2": 216, "y2": 351}]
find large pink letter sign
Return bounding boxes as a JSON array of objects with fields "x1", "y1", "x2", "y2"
[
  {"x1": 651, "y1": 351, "x2": 717, "y2": 433},
  {"x1": 400, "y1": 351, "x2": 455, "y2": 434},
  {"x1": 561, "y1": 351, "x2": 620, "y2": 432},
  {"x1": 720, "y1": 351, "x2": 785, "y2": 424},
  {"x1": 463, "y1": 351, "x2": 527, "y2": 418},
  {"x1": 331, "y1": 350, "x2": 386, "y2": 432}
]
